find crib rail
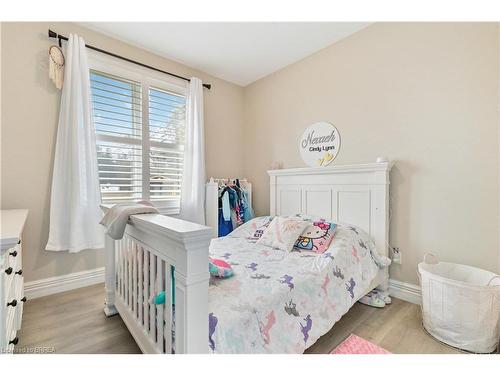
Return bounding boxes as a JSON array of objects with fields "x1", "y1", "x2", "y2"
[{"x1": 102, "y1": 208, "x2": 213, "y2": 354}]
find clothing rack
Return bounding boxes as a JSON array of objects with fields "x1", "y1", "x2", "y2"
[
  {"x1": 209, "y1": 177, "x2": 247, "y2": 186},
  {"x1": 205, "y1": 178, "x2": 252, "y2": 238},
  {"x1": 47, "y1": 29, "x2": 212, "y2": 90}
]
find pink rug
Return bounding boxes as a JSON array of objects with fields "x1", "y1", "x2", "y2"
[{"x1": 331, "y1": 334, "x2": 391, "y2": 354}]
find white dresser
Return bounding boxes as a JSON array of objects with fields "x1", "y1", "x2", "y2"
[{"x1": 0, "y1": 209, "x2": 28, "y2": 354}]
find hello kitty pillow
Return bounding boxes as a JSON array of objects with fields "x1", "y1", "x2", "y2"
[{"x1": 293, "y1": 221, "x2": 337, "y2": 254}]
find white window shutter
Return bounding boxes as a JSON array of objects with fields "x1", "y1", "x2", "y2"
[{"x1": 90, "y1": 71, "x2": 186, "y2": 210}]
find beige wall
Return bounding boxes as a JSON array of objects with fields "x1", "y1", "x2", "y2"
[
  {"x1": 1, "y1": 22, "x2": 244, "y2": 282},
  {"x1": 243, "y1": 23, "x2": 500, "y2": 285}
]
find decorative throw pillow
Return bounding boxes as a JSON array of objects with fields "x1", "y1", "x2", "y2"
[
  {"x1": 247, "y1": 216, "x2": 274, "y2": 242},
  {"x1": 209, "y1": 257, "x2": 234, "y2": 278},
  {"x1": 292, "y1": 213, "x2": 328, "y2": 223},
  {"x1": 229, "y1": 216, "x2": 274, "y2": 242},
  {"x1": 256, "y1": 216, "x2": 310, "y2": 252},
  {"x1": 294, "y1": 221, "x2": 337, "y2": 254}
]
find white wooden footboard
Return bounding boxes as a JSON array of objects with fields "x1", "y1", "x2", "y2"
[{"x1": 102, "y1": 210, "x2": 213, "y2": 354}]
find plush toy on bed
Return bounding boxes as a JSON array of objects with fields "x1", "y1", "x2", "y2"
[
  {"x1": 150, "y1": 266, "x2": 175, "y2": 305},
  {"x1": 150, "y1": 291, "x2": 166, "y2": 305},
  {"x1": 150, "y1": 258, "x2": 234, "y2": 305},
  {"x1": 209, "y1": 257, "x2": 234, "y2": 278},
  {"x1": 294, "y1": 221, "x2": 337, "y2": 254}
]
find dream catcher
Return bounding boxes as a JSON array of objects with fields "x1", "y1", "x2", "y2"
[{"x1": 48, "y1": 45, "x2": 65, "y2": 90}]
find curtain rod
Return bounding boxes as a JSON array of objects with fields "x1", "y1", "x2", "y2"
[{"x1": 48, "y1": 29, "x2": 211, "y2": 90}]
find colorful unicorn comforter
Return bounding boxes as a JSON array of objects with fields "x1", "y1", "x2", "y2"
[{"x1": 207, "y1": 220, "x2": 390, "y2": 354}]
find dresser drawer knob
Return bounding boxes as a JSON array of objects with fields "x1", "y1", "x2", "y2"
[
  {"x1": 9, "y1": 337, "x2": 19, "y2": 346},
  {"x1": 15, "y1": 269, "x2": 22, "y2": 275},
  {"x1": 21, "y1": 297, "x2": 27, "y2": 303},
  {"x1": 5, "y1": 267, "x2": 13, "y2": 275},
  {"x1": 7, "y1": 299, "x2": 17, "y2": 307},
  {"x1": 9, "y1": 250, "x2": 18, "y2": 257}
]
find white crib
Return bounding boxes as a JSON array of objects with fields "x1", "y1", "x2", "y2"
[{"x1": 102, "y1": 209, "x2": 213, "y2": 354}]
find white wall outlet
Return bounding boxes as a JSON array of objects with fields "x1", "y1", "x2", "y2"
[{"x1": 391, "y1": 247, "x2": 402, "y2": 264}]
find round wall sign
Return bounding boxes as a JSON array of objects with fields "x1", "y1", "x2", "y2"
[{"x1": 299, "y1": 122, "x2": 341, "y2": 167}]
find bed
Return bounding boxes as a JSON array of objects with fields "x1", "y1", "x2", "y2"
[
  {"x1": 208, "y1": 220, "x2": 389, "y2": 353},
  {"x1": 102, "y1": 160, "x2": 392, "y2": 354}
]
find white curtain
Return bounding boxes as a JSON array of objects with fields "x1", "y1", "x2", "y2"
[
  {"x1": 180, "y1": 77, "x2": 206, "y2": 225},
  {"x1": 46, "y1": 34, "x2": 104, "y2": 253}
]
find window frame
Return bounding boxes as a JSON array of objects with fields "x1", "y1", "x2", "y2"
[{"x1": 88, "y1": 50, "x2": 188, "y2": 215}]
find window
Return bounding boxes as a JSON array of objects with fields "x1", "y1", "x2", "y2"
[{"x1": 90, "y1": 68, "x2": 186, "y2": 212}]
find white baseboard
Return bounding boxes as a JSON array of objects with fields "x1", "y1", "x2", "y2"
[
  {"x1": 25, "y1": 267, "x2": 105, "y2": 300},
  {"x1": 388, "y1": 278, "x2": 421, "y2": 305}
]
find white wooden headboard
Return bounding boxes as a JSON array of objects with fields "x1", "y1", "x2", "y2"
[{"x1": 268, "y1": 160, "x2": 392, "y2": 258}]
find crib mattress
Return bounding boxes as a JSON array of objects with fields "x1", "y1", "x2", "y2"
[{"x1": 207, "y1": 223, "x2": 389, "y2": 353}]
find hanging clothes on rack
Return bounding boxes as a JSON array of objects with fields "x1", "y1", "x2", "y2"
[
  {"x1": 215, "y1": 179, "x2": 254, "y2": 237},
  {"x1": 218, "y1": 187, "x2": 233, "y2": 236},
  {"x1": 240, "y1": 188, "x2": 253, "y2": 223}
]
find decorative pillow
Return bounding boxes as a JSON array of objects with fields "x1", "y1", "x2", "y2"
[
  {"x1": 209, "y1": 257, "x2": 234, "y2": 278},
  {"x1": 256, "y1": 216, "x2": 310, "y2": 252},
  {"x1": 294, "y1": 221, "x2": 337, "y2": 254},
  {"x1": 229, "y1": 216, "x2": 274, "y2": 242},
  {"x1": 247, "y1": 216, "x2": 274, "y2": 242},
  {"x1": 292, "y1": 213, "x2": 329, "y2": 223}
]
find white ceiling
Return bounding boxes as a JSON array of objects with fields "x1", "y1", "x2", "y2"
[{"x1": 81, "y1": 22, "x2": 370, "y2": 86}]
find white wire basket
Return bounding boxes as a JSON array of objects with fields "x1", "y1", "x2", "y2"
[{"x1": 418, "y1": 253, "x2": 500, "y2": 353}]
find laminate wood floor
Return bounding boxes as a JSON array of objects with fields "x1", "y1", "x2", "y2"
[{"x1": 16, "y1": 283, "x2": 460, "y2": 354}]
